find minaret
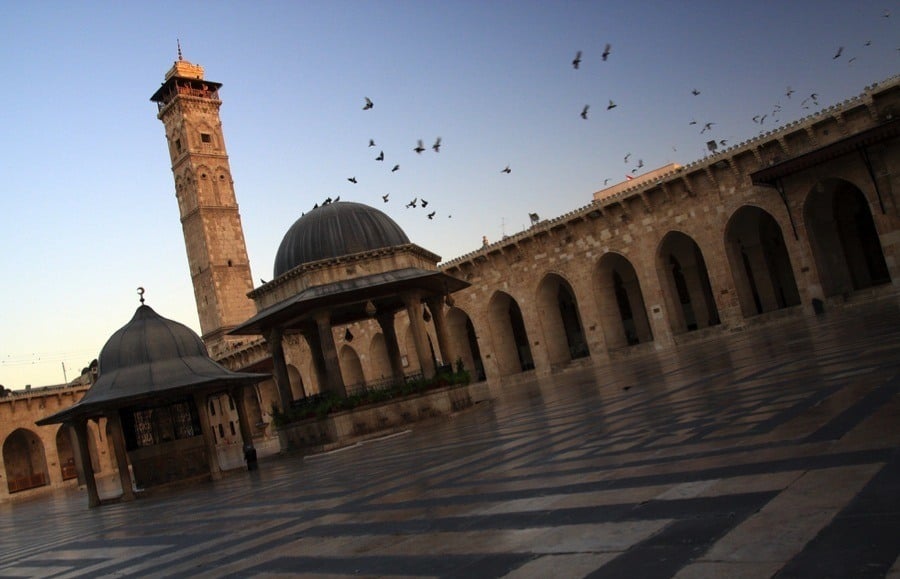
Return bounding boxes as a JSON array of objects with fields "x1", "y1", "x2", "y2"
[{"x1": 150, "y1": 50, "x2": 256, "y2": 357}]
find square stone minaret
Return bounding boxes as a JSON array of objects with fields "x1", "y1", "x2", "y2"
[{"x1": 151, "y1": 54, "x2": 257, "y2": 357}]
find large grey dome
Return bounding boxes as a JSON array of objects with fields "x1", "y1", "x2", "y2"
[{"x1": 274, "y1": 201, "x2": 410, "y2": 278}]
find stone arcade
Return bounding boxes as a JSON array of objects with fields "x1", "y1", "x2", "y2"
[{"x1": 3, "y1": 57, "x2": 898, "y2": 504}]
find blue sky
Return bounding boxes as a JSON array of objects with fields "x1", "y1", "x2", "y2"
[{"x1": 1, "y1": 1, "x2": 897, "y2": 389}]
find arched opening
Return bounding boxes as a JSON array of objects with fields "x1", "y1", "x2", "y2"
[
  {"x1": 3, "y1": 428, "x2": 49, "y2": 493},
  {"x1": 402, "y1": 324, "x2": 438, "y2": 378},
  {"x1": 804, "y1": 178, "x2": 890, "y2": 297},
  {"x1": 446, "y1": 306, "x2": 486, "y2": 381},
  {"x1": 595, "y1": 252, "x2": 653, "y2": 349},
  {"x1": 256, "y1": 379, "x2": 280, "y2": 419},
  {"x1": 286, "y1": 364, "x2": 306, "y2": 400},
  {"x1": 536, "y1": 273, "x2": 589, "y2": 365},
  {"x1": 340, "y1": 345, "x2": 366, "y2": 393},
  {"x1": 725, "y1": 206, "x2": 801, "y2": 317},
  {"x1": 368, "y1": 333, "x2": 393, "y2": 383},
  {"x1": 487, "y1": 291, "x2": 534, "y2": 376},
  {"x1": 55, "y1": 426, "x2": 77, "y2": 481},
  {"x1": 243, "y1": 386, "x2": 264, "y2": 429},
  {"x1": 657, "y1": 231, "x2": 720, "y2": 334}
]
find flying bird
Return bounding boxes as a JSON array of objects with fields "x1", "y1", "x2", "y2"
[
  {"x1": 833, "y1": 46, "x2": 844, "y2": 59},
  {"x1": 883, "y1": 9, "x2": 890, "y2": 17},
  {"x1": 601, "y1": 43, "x2": 611, "y2": 61},
  {"x1": 572, "y1": 50, "x2": 582, "y2": 69},
  {"x1": 369, "y1": 139, "x2": 376, "y2": 147},
  {"x1": 432, "y1": 137, "x2": 441, "y2": 152},
  {"x1": 786, "y1": 86, "x2": 794, "y2": 99},
  {"x1": 375, "y1": 150, "x2": 384, "y2": 161},
  {"x1": 624, "y1": 153, "x2": 631, "y2": 163},
  {"x1": 701, "y1": 122, "x2": 715, "y2": 133},
  {"x1": 604, "y1": 178, "x2": 610, "y2": 186},
  {"x1": 362, "y1": 97, "x2": 373, "y2": 110},
  {"x1": 607, "y1": 99, "x2": 617, "y2": 110},
  {"x1": 501, "y1": 165, "x2": 511, "y2": 174},
  {"x1": 421, "y1": 199, "x2": 429, "y2": 208},
  {"x1": 637, "y1": 159, "x2": 644, "y2": 169},
  {"x1": 391, "y1": 164, "x2": 400, "y2": 172},
  {"x1": 427, "y1": 211, "x2": 436, "y2": 220},
  {"x1": 581, "y1": 105, "x2": 589, "y2": 119},
  {"x1": 689, "y1": 119, "x2": 698, "y2": 125},
  {"x1": 406, "y1": 197, "x2": 418, "y2": 208},
  {"x1": 414, "y1": 140, "x2": 425, "y2": 154},
  {"x1": 865, "y1": 40, "x2": 872, "y2": 46},
  {"x1": 382, "y1": 193, "x2": 390, "y2": 203},
  {"x1": 691, "y1": 89, "x2": 700, "y2": 96},
  {"x1": 347, "y1": 177, "x2": 357, "y2": 184}
]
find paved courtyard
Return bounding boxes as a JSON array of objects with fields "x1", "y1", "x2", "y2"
[{"x1": 2, "y1": 297, "x2": 900, "y2": 578}]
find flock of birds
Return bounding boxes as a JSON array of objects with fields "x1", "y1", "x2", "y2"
[
  {"x1": 308, "y1": 105, "x2": 452, "y2": 220},
  {"x1": 576, "y1": 8, "x2": 893, "y2": 175},
  {"x1": 309, "y1": 8, "x2": 893, "y2": 226}
]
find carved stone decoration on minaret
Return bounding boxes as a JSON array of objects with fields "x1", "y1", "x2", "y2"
[{"x1": 150, "y1": 54, "x2": 257, "y2": 357}]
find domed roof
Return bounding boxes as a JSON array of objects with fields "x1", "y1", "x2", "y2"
[
  {"x1": 274, "y1": 201, "x2": 410, "y2": 278},
  {"x1": 98, "y1": 304, "x2": 209, "y2": 373},
  {"x1": 37, "y1": 305, "x2": 269, "y2": 424}
]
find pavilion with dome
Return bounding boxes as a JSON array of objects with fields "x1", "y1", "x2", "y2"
[
  {"x1": 37, "y1": 302, "x2": 270, "y2": 507},
  {"x1": 231, "y1": 201, "x2": 469, "y2": 410}
]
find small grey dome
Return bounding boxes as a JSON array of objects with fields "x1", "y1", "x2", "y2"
[
  {"x1": 98, "y1": 305, "x2": 209, "y2": 374},
  {"x1": 36, "y1": 304, "x2": 270, "y2": 425},
  {"x1": 274, "y1": 201, "x2": 410, "y2": 278}
]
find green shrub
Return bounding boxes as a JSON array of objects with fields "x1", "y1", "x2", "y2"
[{"x1": 272, "y1": 368, "x2": 472, "y2": 426}]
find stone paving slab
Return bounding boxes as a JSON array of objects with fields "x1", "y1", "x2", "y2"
[{"x1": 2, "y1": 298, "x2": 900, "y2": 578}]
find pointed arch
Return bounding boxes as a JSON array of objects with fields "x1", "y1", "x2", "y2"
[
  {"x1": 55, "y1": 426, "x2": 77, "y2": 481},
  {"x1": 487, "y1": 291, "x2": 534, "y2": 376},
  {"x1": 656, "y1": 231, "x2": 720, "y2": 334},
  {"x1": 286, "y1": 364, "x2": 306, "y2": 400},
  {"x1": 536, "y1": 273, "x2": 589, "y2": 365},
  {"x1": 3, "y1": 428, "x2": 49, "y2": 493},
  {"x1": 446, "y1": 306, "x2": 486, "y2": 381},
  {"x1": 402, "y1": 323, "x2": 437, "y2": 376},
  {"x1": 243, "y1": 385, "x2": 264, "y2": 429},
  {"x1": 368, "y1": 333, "x2": 392, "y2": 382},
  {"x1": 340, "y1": 345, "x2": 365, "y2": 393},
  {"x1": 803, "y1": 178, "x2": 890, "y2": 296},
  {"x1": 725, "y1": 205, "x2": 801, "y2": 317},
  {"x1": 595, "y1": 252, "x2": 653, "y2": 349}
]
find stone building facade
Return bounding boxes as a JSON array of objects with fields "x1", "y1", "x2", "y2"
[
  {"x1": 217, "y1": 77, "x2": 899, "y2": 407},
  {"x1": 1, "y1": 383, "x2": 116, "y2": 502},
  {"x1": 6, "y1": 64, "x2": 897, "y2": 503}
]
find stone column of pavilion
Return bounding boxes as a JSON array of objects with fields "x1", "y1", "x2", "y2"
[
  {"x1": 106, "y1": 412, "x2": 136, "y2": 501},
  {"x1": 425, "y1": 295, "x2": 455, "y2": 369},
  {"x1": 300, "y1": 323, "x2": 330, "y2": 393},
  {"x1": 376, "y1": 311, "x2": 407, "y2": 384},
  {"x1": 230, "y1": 385, "x2": 256, "y2": 455},
  {"x1": 233, "y1": 201, "x2": 469, "y2": 396},
  {"x1": 264, "y1": 327, "x2": 294, "y2": 411},
  {"x1": 69, "y1": 420, "x2": 101, "y2": 508},
  {"x1": 313, "y1": 310, "x2": 348, "y2": 397},
  {"x1": 403, "y1": 291, "x2": 437, "y2": 379}
]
